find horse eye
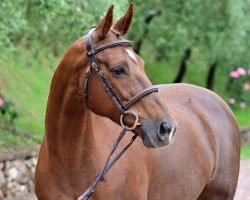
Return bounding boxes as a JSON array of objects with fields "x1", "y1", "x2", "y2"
[{"x1": 111, "y1": 66, "x2": 126, "y2": 76}]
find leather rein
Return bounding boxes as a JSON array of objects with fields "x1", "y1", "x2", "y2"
[{"x1": 78, "y1": 28, "x2": 158, "y2": 200}]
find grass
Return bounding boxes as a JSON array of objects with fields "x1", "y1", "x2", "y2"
[
  {"x1": 233, "y1": 108, "x2": 250, "y2": 127},
  {"x1": 0, "y1": 46, "x2": 60, "y2": 149},
  {"x1": 241, "y1": 144, "x2": 250, "y2": 159},
  {"x1": 0, "y1": 45, "x2": 250, "y2": 157},
  {"x1": 0, "y1": 129, "x2": 36, "y2": 153}
]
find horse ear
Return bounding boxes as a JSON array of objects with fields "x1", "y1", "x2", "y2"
[
  {"x1": 113, "y1": 3, "x2": 133, "y2": 36},
  {"x1": 95, "y1": 5, "x2": 114, "y2": 38}
]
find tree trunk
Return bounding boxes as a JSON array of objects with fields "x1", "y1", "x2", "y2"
[
  {"x1": 206, "y1": 61, "x2": 217, "y2": 90},
  {"x1": 134, "y1": 10, "x2": 161, "y2": 54},
  {"x1": 173, "y1": 48, "x2": 192, "y2": 83}
]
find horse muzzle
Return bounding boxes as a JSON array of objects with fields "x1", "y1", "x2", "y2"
[{"x1": 138, "y1": 119, "x2": 178, "y2": 148}]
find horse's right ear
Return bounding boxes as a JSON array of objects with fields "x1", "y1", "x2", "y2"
[
  {"x1": 95, "y1": 5, "x2": 114, "y2": 39},
  {"x1": 113, "y1": 3, "x2": 133, "y2": 36}
]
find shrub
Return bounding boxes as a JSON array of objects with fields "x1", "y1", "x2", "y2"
[
  {"x1": 228, "y1": 67, "x2": 250, "y2": 109},
  {"x1": 0, "y1": 78, "x2": 19, "y2": 131}
]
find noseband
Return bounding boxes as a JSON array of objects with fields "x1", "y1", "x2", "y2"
[{"x1": 78, "y1": 28, "x2": 158, "y2": 200}]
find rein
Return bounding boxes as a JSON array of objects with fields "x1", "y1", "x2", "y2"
[{"x1": 78, "y1": 28, "x2": 158, "y2": 200}]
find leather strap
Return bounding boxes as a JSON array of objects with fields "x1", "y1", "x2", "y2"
[
  {"x1": 124, "y1": 86, "x2": 158, "y2": 110},
  {"x1": 85, "y1": 28, "x2": 132, "y2": 56},
  {"x1": 87, "y1": 40, "x2": 132, "y2": 56},
  {"x1": 91, "y1": 60, "x2": 126, "y2": 114},
  {"x1": 77, "y1": 128, "x2": 137, "y2": 200}
]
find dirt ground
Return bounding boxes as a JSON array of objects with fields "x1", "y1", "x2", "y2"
[
  {"x1": 234, "y1": 159, "x2": 250, "y2": 200},
  {"x1": 6, "y1": 159, "x2": 250, "y2": 200}
]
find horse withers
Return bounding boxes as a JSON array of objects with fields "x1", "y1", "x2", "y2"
[{"x1": 35, "y1": 4, "x2": 241, "y2": 200}]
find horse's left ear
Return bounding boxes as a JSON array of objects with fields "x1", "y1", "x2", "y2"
[{"x1": 113, "y1": 3, "x2": 133, "y2": 36}]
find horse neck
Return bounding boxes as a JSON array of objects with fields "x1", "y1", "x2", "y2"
[{"x1": 44, "y1": 40, "x2": 94, "y2": 154}]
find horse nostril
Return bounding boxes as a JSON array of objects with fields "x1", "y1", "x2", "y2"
[{"x1": 158, "y1": 122, "x2": 171, "y2": 141}]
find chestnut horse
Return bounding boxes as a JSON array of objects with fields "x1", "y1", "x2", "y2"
[{"x1": 35, "y1": 4, "x2": 241, "y2": 200}]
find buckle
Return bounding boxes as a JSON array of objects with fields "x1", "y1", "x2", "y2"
[
  {"x1": 91, "y1": 62, "x2": 98, "y2": 72},
  {"x1": 99, "y1": 70, "x2": 104, "y2": 76},
  {"x1": 120, "y1": 110, "x2": 141, "y2": 131}
]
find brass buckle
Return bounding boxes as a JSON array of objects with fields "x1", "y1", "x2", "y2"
[
  {"x1": 99, "y1": 70, "x2": 104, "y2": 76},
  {"x1": 120, "y1": 110, "x2": 141, "y2": 131},
  {"x1": 91, "y1": 63, "x2": 104, "y2": 75}
]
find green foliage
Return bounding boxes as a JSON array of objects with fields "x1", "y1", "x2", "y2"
[
  {"x1": 0, "y1": 97, "x2": 19, "y2": 130},
  {"x1": 130, "y1": 0, "x2": 250, "y2": 76},
  {"x1": 228, "y1": 67, "x2": 250, "y2": 109},
  {"x1": 0, "y1": 1, "x2": 27, "y2": 53},
  {"x1": 2, "y1": 0, "x2": 249, "y2": 74},
  {"x1": 0, "y1": 82, "x2": 19, "y2": 131},
  {"x1": 0, "y1": 0, "x2": 129, "y2": 57}
]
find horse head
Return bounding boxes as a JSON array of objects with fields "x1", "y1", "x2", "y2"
[{"x1": 83, "y1": 4, "x2": 177, "y2": 148}]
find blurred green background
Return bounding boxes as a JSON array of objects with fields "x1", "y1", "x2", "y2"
[{"x1": 0, "y1": 0, "x2": 250, "y2": 156}]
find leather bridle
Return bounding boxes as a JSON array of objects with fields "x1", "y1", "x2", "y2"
[
  {"x1": 78, "y1": 28, "x2": 158, "y2": 200},
  {"x1": 83, "y1": 28, "x2": 158, "y2": 116}
]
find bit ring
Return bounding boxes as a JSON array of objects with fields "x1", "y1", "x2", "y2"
[{"x1": 120, "y1": 110, "x2": 141, "y2": 131}]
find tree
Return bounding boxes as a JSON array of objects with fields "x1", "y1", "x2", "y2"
[
  {"x1": 0, "y1": 0, "x2": 129, "y2": 56},
  {"x1": 129, "y1": 0, "x2": 250, "y2": 90}
]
